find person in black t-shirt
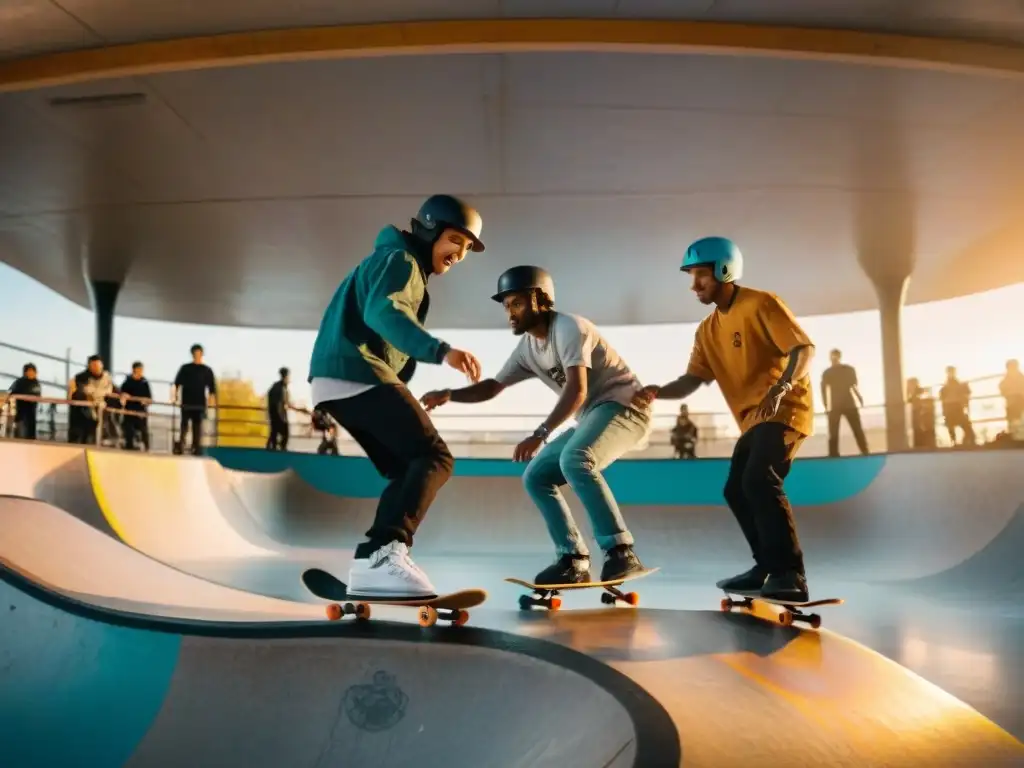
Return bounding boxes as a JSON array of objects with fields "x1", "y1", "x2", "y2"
[
  {"x1": 8, "y1": 363, "x2": 42, "y2": 440},
  {"x1": 820, "y1": 349, "x2": 869, "y2": 456},
  {"x1": 120, "y1": 361, "x2": 153, "y2": 451},
  {"x1": 172, "y1": 344, "x2": 217, "y2": 455},
  {"x1": 266, "y1": 367, "x2": 292, "y2": 451}
]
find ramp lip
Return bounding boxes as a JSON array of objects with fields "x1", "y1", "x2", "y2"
[{"x1": 0, "y1": 563, "x2": 681, "y2": 768}]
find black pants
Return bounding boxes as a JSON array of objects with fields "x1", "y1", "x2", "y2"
[
  {"x1": 14, "y1": 416, "x2": 36, "y2": 440},
  {"x1": 723, "y1": 421, "x2": 806, "y2": 576},
  {"x1": 179, "y1": 407, "x2": 204, "y2": 455},
  {"x1": 318, "y1": 384, "x2": 454, "y2": 558},
  {"x1": 827, "y1": 406, "x2": 868, "y2": 456},
  {"x1": 123, "y1": 413, "x2": 149, "y2": 450},
  {"x1": 267, "y1": 415, "x2": 289, "y2": 451}
]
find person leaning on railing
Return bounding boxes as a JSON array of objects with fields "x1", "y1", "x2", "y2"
[
  {"x1": 6, "y1": 363, "x2": 41, "y2": 440},
  {"x1": 67, "y1": 355, "x2": 116, "y2": 444}
]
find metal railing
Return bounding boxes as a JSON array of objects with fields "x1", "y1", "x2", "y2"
[{"x1": 2, "y1": 337, "x2": 1020, "y2": 459}]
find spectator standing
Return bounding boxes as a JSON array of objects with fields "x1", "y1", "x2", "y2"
[
  {"x1": 999, "y1": 359, "x2": 1024, "y2": 437},
  {"x1": 820, "y1": 349, "x2": 869, "y2": 456},
  {"x1": 68, "y1": 355, "x2": 116, "y2": 444},
  {"x1": 120, "y1": 361, "x2": 153, "y2": 451},
  {"x1": 939, "y1": 366, "x2": 975, "y2": 446},
  {"x1": 172, "y1": 344, "x2": 217, "y2": 455},
  {"x1": 7, "y1": 363, "x2": 41, "y2": 440}
]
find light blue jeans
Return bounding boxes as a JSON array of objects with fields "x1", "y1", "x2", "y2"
[{"x1": 522, "y1": 401, "x2": 652, "y2": 557}]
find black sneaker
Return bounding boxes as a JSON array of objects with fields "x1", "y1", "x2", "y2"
[
  {"x1": 716, "y1": 565, "x2": 768, "y2": 593},
  {"x1": 600, "y1": 544, "x2": 646, "y2": 582},
  {"x1": 760, "y1": 570, "x2": 809, "y2": 603},
  {"x1": 533, "y1": 554, "x2": 591, "y2": 586}
]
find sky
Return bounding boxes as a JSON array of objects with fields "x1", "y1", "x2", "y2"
[{"x1": 0, "y1": 261, "x2": 1020, "y2": 433}]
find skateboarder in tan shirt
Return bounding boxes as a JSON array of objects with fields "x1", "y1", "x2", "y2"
[
  {"x1": 635, "y1": 237, "x2": 816, "y2": 602},
  {"x1": 421, "y1": 266, "x2": 651, "y2": 586}
]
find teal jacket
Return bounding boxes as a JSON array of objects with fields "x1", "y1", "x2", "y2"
[{"x1": 308, "y1": 226, "x2": 450, "y2": 386}]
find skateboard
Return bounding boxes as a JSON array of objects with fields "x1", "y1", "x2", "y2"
[
  {"x1": 505, "y1": 567, "x2": 659, "y2": 611},
  {"x1": 301, "y1": 568, "x2": 487, "y2": 627},
  {"x1": 719, "y1": 589, "x2": 843, "y2": 629}
]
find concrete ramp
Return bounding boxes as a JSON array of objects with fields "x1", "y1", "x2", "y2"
[
  {"x1": 0, "y1": 496, "x2": 323, "y2": 622},
  {"x1": 223, "y1": 465, "x2": 374, "y2": 548},
  {"x1": 84, "y1": 449, "x2": 348, "y2": 602},
  {"x1": 0, "y1": 570, "x2": 646, "y2": 768}
]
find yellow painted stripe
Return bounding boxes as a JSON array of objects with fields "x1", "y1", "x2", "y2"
[{"x1": 85, "y1": 449, "x2": 134, "y2": 547}]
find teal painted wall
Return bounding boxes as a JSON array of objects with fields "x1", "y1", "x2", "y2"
[
  {"x1": 209, "y1": 448, "x2": 886, "y2": 506},
  {"x1": 0, "y1": 579, "x2": 180, "y2": 768}
]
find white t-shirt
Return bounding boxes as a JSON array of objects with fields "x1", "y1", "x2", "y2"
[
  {"x1": 310, "y1": 378, "x2": 376, "y2": 406},
  {"x1": 494, "y1": 312, "x2": 641, "y2": 418}
]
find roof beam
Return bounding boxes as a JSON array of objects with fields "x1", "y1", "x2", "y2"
[{"x1": 3, "y1": 18, "x2": 1024, "y2": 93}]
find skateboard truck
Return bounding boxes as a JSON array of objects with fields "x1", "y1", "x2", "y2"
[
  {"x1": 720, "y1": 593, "x2": 843, "y2": 629},
  {"x1": 507, "y1": 568, "x2": 657, "y2": 612},
  {"x1": 325, "y1": 601, "x2": 471, "y2": 627}
]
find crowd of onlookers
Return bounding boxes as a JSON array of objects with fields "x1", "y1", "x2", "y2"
[
  {"x1": 666, "y1": 350, "x2": 1024, "y2": 458},
  {"x1": 5, "y1": 344, "x2": 1024, "y2": 458}
]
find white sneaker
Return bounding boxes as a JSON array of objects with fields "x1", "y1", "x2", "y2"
[{"x1": 346, "y1": 541, "x2": 437, "y2": 598}]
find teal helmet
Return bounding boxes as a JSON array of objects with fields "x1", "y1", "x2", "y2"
[
  {"x1": 413, "y1": 194, "x2": 485, "y2": 252},
  {"x1": 680, "y1": 236, "x2": 743, "y2": 283}
]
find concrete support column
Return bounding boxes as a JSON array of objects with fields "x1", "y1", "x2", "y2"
[
  {"x1": 88, "y1": 280, "x2": 120, "y2": 373},
  {"x1": 872, "y1": 275, "x2": 910, "y2": 452}
]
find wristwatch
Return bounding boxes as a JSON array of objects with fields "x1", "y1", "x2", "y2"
[{"x1": 532, "y1": 424, "x2": 551, "y2": 442}]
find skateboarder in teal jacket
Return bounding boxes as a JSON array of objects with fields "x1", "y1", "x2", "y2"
[
  {"x1": 308, "y1": 194, "x2": 485, "y2": 599},
  {"x1": 421, "y1": 266, "x2": 651, "y2": 586}
]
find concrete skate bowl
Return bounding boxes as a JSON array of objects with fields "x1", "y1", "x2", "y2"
[
  {"x1": 83, "y1": 448, "x2": 357, "y2": 603},
  {"x1": 0, "y1": 513, "x2": 677, "y2": 768},
  {"x1": 212, "y1": 447, "x2": 1024, "y2": 588},
  {"x1": 0, "y1": 440, "x2": 115, "y2": 536},
  {"x1": 4, "y1": 496, "x2": 1023, "y2": 767}
]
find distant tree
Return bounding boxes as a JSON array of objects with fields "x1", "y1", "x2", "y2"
[{"x1": 215, "y1": 375, "x2": 267, "y2": 448}]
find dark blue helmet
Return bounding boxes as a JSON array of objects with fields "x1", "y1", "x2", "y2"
[{"x1": 414, "y1": 194, "x2": 485, "y2": 252}]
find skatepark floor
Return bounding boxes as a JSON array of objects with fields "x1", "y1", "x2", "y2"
[{"x1": 2, "y1": 441, "x2": 1022, "y2": 766}]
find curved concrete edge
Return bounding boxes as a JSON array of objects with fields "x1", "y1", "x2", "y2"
[
  {"x1": 0, "y1": 564, "x2": 681, "y2": 768},
  {"x1": 208, "y1": 445, "x2": 888, "y2": 505}
]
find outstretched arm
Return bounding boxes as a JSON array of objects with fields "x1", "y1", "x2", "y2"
[
  {"x1": 653, "y1": 373, "x2": 707, "y2": 400},
  {"x1": 449, "y1": 378, "x2": 505, "y2": 404}
]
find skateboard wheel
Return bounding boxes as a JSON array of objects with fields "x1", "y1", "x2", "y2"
[
  {"x1": 720, "y1": 598, "x2": 732, "y2": 612},
  {"x1": 343, "y1": 602, "x2": 355, "y2": 615},
  {"x1": 808, "y1": 614, "x2": 821, "y2": 629},
  {"x1": 452, "y1": 610, "x2": 470, "y2": 627},
  {"x1": 624, "y1": 592, "x2": 639, "y2": 606},
  {"x1": 325, "y1": 603, "x2": 343, "y2": 621},
  {"x1": 600, "y1": 592, "x2": 614, "y2": 605},
  {"x1": 549, "y1": 597, "x2": 562, "y2": 611},
  {"x1": 518, "y1": 594, "x2": 533, "y2": 611},
  {"x1": 778, "y1": 611, "x2": 794, "y2": 627},
  {"x1": 355, "y1": 603, "x2": 371, "y2": 621},
  {"x1": 418, "y1": 606, "x2": 438, "y2": 627}
]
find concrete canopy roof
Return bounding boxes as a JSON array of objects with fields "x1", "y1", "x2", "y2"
[{"x1": 2, "y1": 1, "x2": 1024, "y2": 330}]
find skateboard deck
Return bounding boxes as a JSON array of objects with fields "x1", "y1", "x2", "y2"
[
  {"x1": 720, "y1": 589, "x2": 843, "y2": 629},
  {"x1": 301, "y1": 568, "x2": 487, "y2": 627},
  {"x1": 506, "y1": 567, "x2": 659, "y2": 611}
]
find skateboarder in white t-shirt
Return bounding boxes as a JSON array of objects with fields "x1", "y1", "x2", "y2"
[{"x1": 421, "y1": 266, "x2": 651, "y2": 585}]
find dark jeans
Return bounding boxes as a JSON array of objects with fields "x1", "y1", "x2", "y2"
[
  {"x1": 723, "y1": 421, "x2": 806, "y2": 576},
  {"x1": 123, "y1": 413, "x2": 149, "y2": 451},
  {"x1": 179, "y1": 407, "x2": 204, "y2": 455},
  {"x1": 14, "y1": 416, "x2": 36, "y2": 440},
  {"x1": 318, "y1": 384, "x2": 454, "y2": 558},
  {"x1": 267, "y1": 414, "x2": 289, "y2": 451},
  {"x1": 827, "y1": 406, "x2": 868, "y2": 456}
]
